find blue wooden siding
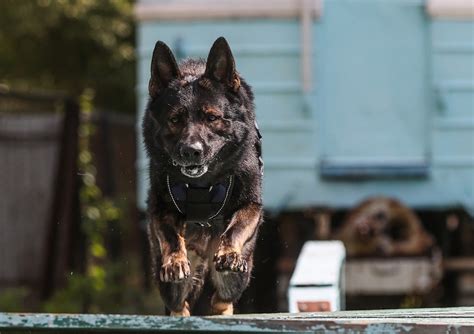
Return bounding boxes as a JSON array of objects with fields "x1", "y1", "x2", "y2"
[
  {"x1": 431, "y1": 20, "x2": 474, "y2": 168},
  {"x1": 318, "y1": 1, "x2": 430, "y2": 167},
  {"x1": 136, "y1": 1, "x2": 474, "y2": 213}
]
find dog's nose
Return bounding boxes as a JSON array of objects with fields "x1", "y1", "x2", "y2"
[{"x1": 180, "y1": 142, "x2": 203, "y2": 161}]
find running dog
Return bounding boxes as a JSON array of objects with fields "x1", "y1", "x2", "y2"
[{"x1": 142, "y1": 37, "x2": 263, "y2": 316}]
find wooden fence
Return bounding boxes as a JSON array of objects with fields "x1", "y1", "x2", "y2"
[
  {"x1": 0, "y1": 91, "x2": 140, "y2": 300},
  {"x1": 0, "y1": 90, "x2": 79, "y2": 298}
]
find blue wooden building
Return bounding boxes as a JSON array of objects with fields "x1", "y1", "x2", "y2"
[{"x1": 135, "y1": 0, "x2": 474, "y2": 215}]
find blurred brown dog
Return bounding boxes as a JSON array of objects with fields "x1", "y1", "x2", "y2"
[{"x1": 335, "y1": 197, "x2": 434, "y2": 257}]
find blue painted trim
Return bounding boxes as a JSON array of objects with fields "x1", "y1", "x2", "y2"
[{"x1": 320, "y1": 162, "x2": 430, "y2": 179}]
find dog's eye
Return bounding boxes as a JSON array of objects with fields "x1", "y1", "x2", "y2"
[
  {"x1": 169, "y1": 116, "x2": 180, "y2": 124},
  {"x1": 206, "y1": 114, "x2": 218, "y2": 122}
]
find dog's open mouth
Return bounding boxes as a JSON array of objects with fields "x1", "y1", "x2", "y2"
[{"x1": 180, "y1": 164, "x2": 208, "y2": 178}]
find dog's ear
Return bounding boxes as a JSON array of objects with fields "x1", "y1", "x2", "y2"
[
  {"x1": 149, "y1": 41, "x2": 181, "y2": 98},
  {"x1": 204, "y1": 37, "x2": 240, "y2": 91}
]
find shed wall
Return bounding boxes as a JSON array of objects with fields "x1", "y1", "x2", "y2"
[{"x1": 136, "y1": 0, "x2": 474, "y2": 212}]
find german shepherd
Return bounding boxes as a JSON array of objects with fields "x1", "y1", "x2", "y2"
[{"x1": 142, "y1": 37, "x2": 263, "y2": 316}]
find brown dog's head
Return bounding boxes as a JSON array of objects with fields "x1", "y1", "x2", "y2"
[{"x1": 143, "y1": 37, "x2": 254, "y2": 179}]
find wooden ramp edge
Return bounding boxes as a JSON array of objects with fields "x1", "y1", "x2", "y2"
[{"x1": 0, "y1": 307, "x2": 473, "y2": 333}]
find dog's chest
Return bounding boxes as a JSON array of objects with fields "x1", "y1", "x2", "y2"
[
  {"x1": 165, "y1": 175, "x2": 234, "y2": 223},
  {"x1": 184, "y1": 221, "x2": 227, "y2": 256}
]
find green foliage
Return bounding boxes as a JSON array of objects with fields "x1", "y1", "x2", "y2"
[
  {"x1": 0, "y1": 0, "x2": 135, "y2": 113},
  {"x1": 44, "y1": 90, "x2": 119, "y2": 312},
  {"x1": 42, "y1": 261, "x2": 164, "y2": 314},
  {"x1": 0, "y1": 288, "x2": 31, "y2": 313}
]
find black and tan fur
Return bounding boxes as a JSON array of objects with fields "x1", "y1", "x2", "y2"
[{"x1": 142, "y1": 37, "x2": 263, "y2": 316}]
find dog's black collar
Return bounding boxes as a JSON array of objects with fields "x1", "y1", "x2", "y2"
[{"x1": 166, "y1": 174, "x2": 234, "y2": 227}]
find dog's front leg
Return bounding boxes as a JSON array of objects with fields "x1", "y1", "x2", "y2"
[
  {"x1": 148, "y1": 214, "x2": 191, "y2": 316},
  {"x1": 211, "y1": 203, "x2": 262, "y2": 314},
  {"x1": 214, "y1": 203, "x2": 262, "y2": 272}
]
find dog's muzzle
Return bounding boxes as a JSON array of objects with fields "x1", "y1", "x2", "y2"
[{"x1": 173, "y1": 160, "x2": 209, "y2": 178}]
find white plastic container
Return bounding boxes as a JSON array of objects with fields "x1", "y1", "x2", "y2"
[{"x1": 288, "y1": 241, "x2": 346, "y2": 312}]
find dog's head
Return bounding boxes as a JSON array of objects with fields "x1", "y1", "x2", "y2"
[{"x1": 144, "y1": 37, "x2": 254, "y2": 179}]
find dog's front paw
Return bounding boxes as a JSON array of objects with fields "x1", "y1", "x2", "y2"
[
  {"x1": 160, "y1": 253, "x2": 191, "y2": 282},
  {"x1": 214, "y1": 249, "x2": 248, "y2": 273}
]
